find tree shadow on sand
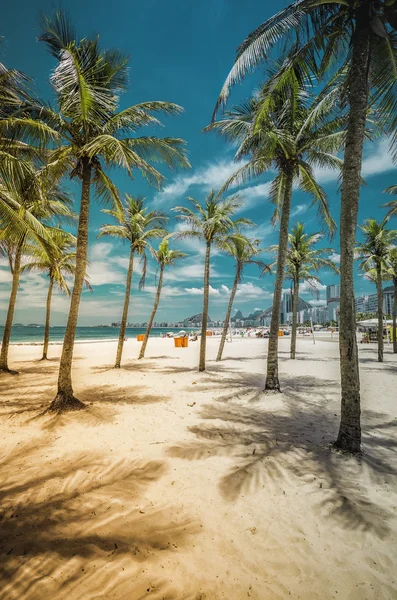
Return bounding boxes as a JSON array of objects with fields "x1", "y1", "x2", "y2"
[
  {"x1": 169, "y1": 373, "x2": 397, "y2": 539},
  {"x1": 0, "y1": 435, "x2": 201, "y2": 600}
]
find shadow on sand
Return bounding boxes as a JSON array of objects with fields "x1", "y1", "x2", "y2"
[
  {"x1": 169, "y1": 372, "x2": 397, "y2": 538},
  {"x1": 0, "y1": 435, "x2": 201, "y2": 599}
]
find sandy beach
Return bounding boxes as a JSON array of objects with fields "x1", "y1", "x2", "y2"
[{"x1": 0, "y1": 336, "x2": 396, "y2": 600}]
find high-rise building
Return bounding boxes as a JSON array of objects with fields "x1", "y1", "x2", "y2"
[
  {"x1": 326, "y1": 284, "x2": 340, "y2": 321},
  {"x1": 355, "y1": 295, "x2": 369, "y2": 313},
  {"x1": 280, "y1": 291, "x2": 293, "y2": 324},
  {"x1": 326, "y1": 284, "x2": 340, "y2": 303},
  {"x1": 366, "y1": 287, "x2": 394, "y2": 315}
]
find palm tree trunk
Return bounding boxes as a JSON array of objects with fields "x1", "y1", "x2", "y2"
[
  {"x1": 49, "y1": 159, "x2": 92, "y2": 412},
  {"x1": 115, "y1": 247, "x2": 134, "y2": 368},
  {"x1": 376, "y1": 265, "x2": 384, "y2": 363},
  {"x1": 199, "y1": 241, "x2": 211, "y2": 372},
  {"x1": 290, "y1": 277, "x2": 299, "y2": 360},
  {"x1": 335, "y1": 4, "x2": 370, "y2": 453},
  {"x1": 139, "y1": 267, "x2": 164, "y2": 359},
  {"x1": 216, "y1": 268, "x2": 239, "y2": 362},
  {"x1": 0, "y1": 244, "x2": 22, "y2": 373},
  {"x1": 42, "y1": 276, "x2": 54, "y2": 360},
  {"x1": 265, "y1": 168, "x2": 294, "y2": 390},
  {"x1": 393, "y1": 280, "x2": 397, "y2": 354}
]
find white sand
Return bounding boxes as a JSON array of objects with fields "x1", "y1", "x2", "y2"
[{"x1": 0, "y1": 336, "x2": 396, "y2": 600}]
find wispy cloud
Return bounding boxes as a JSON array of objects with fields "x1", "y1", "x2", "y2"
[
  {"x1": 153, "y1": 158, "x2": 248, "y2": 206},
  {"x1": 291, "y1": 204, "x2": 308, "y2": 218},
  {"x1": 183, "y1": 281, "x2": 272, "y2": 301},
  {"x1": 329, "y1": 253, "x2": 340, "y2": 264}
]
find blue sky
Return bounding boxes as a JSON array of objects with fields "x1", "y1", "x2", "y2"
[{"x1": 1, "y1": 0, "x2": 396, "y2": 326}]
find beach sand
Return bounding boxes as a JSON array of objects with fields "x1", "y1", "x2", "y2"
[{"x1": 0, "y1": 336, "x2": 396, "y2": 600}]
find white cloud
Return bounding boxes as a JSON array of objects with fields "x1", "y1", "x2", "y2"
[
  {"x1": 153, "y1": 158, "x2": 248, "y2": 206},
  {"x1": 313, "y1": 139, "x2": 395, "y2": 184},
  {"x1": 165, "y1": 262, "x2": 222, "y2": 282},
  {"x1": 90, "y1": 242, "x2": 113, "y2": 260},
  {"x1": 184, "y1": 284, "x2": 222, "y2": 296},
  {"x1": 299, "y1": 280, "x2": 326, "y2": 295},
  {"x1": 291, "y1": 204, "x2": 308, "y2": 218},
  {"x1": 361, "y1": 139, "x2": 395, "y2": 177},
  {"x1": 235, "y1": 282, "x2": 272, "y2": 299},
  {"x1": 329, "y1": 253, "x2": 340, "y2": 264}
]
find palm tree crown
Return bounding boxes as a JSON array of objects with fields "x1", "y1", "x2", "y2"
[
  {"x1": 356, "y1": 219, "x2": 397, "y2": 272},
  {"x1": 153, "y1": 238, "x2": 186, "y2": 270},
  {"x1": 98, "y1": 195, "x2": 168, "y2": 287},
  {"x1": 208, "y1": 65, "x2": 342, "y2": 233},
  {"x1": 173, "y1": 190, "x2": 252, "y2": 244},
  {"x1": 21, "y1": 228, "x2": 81, "y2": 295},
  {"x1": 214, "y1": 0, "x2": 397, "y2": 136},
  {"x1": 284, "y1": 223, "x2": 339, "y2": 284}
]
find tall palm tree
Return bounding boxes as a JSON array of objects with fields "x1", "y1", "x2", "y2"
[
  {"x1": 98, "y1": 196, "x2": 167, "y2": 368},
  {"x1": 0, "y1": 174, "x2": 74, "y2": 372},
  {"x1": 385, "y1": 248, "x2": 397, "y2": 354},
  {"x1": 21, "y1": 228, "x2": 91, "y2": 360},
  {"x1": 139, "y1": 239, "x2": 186, "y2": 359},
  {"x1": 2, "y1": 12, "x2": 190, "y2": 409},
  {"x1": 356, "y1": 218, "x2": 397, "y2": 362},
  {"x1": 174, "y1": 191, "x2": 252, "y2": 371},
  {"x1": 211, "y1": 0, "x2": 397, "y2": 454},
  {"x1": 208, "y1": 67, "x2": 340, "y2": 390},
  {"x1": 282, "y1": 223, "x2": 339, "y2": 359},
  {"x1": 216, "y1": 236, "x2": 269, "y2": 362}
]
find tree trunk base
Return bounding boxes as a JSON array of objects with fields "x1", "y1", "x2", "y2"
[
  {"x1": 264, "y1": 376, "x2": 281, "y2": 393},
  {"x1": 333, "y1": 435, "x2": 361, "y2": 454},
  {"x1": 48, "y1": 392, "x2": 86, "y2": 413},
  {"x1": 0, "y1": 366, "x2": 18, "y2": 375},
  {"x1": 41, "y1": 355, "x2": 48, "y2": 361},
  {"x1": 114, "y1": 363, "x2": 121, "y2": 369}
]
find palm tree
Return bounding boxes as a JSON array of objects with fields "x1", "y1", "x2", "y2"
[
  {"x1": 211, "y1": 0, "x2": 397, "y2": 453},
  {"x1": 385, "y1": 248, "x2": 397, "y2": 354},
  {"x1": 216, "y1": 236, "x2": 269, "y2": 362},
  {"x1": 356, "y1": 219, "x2": 397, "y2": 362},
  {"x1": 138, "y1": 239, "x2": 186, "y2": 359},
  {"x1": 208, "y1": 67, "x2": 340, "y2": 390},
  {"x1": 21, "y1": 228, "x2": 91, "y2": 360},
  {"x1": 98, "y1": 196, "x2": 167, "y2": 368},
  {"x1": 282, "y1": 223, "x2": 339, "y2": 359},
  {"x1": 0, "y1": 173, "x2": 74, "y2": 372},
  {"x1": 174, "y1": 191, "x2": 252, "y2": 371},
  {"x1": 2, "y1": 12, "x2": 190, "y2": 409}
]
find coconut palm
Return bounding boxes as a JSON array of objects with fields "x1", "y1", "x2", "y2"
[
  {"x1": 216, "y1": 236, "x2": 269, "y2": 362},
  {"x1": 21, "y1": 228, "x2": 91, "y2": 360},
  {"x1": 174, "y1": 191, "x2": 252, "y2": 371},
  {"x1": 1, "y1": 12, "x2": 190, "y2": 409},
  {"x1": 212, "y1": 0, "x2": 397, "y2": 454},
  {"x1": 385, "y1": 248, "x2": 397, "y2": 353},
  {"x1": 138, "y1": 239, "x2": 186, "y2": 359},
  {"x1": 208, "y1": 66, "x2": 340, "y2": 390},
  {"x1": 282, "y1": 223, "x2": 339, "y2": 359},
  {"x1": 98, "y1": 196, "x2": 167, "y2": 368},
  {"x1": 356, "y1": 219, "x2": 397, "y2": 362},
  {"x1": 0, "y1": 174, "x2": 74, "y2": 372}
]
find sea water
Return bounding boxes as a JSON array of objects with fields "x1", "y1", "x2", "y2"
[{"x1": 0, "y1": 325, "x2": 188, "y2": 344}]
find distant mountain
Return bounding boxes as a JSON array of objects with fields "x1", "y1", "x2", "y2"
[
  {"x1": 231, "y1": 297, "x2": 313, "y2": 323},
  {"x1": 184, "y1": 313, "x2": 211, "y2": 323},
  {"x1": 232, "y1": 310, "x2": 244, "y2": 321}
]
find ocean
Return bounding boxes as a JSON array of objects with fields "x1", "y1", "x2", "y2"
[{"x1": 0, "y1": 325, "x2": 190, "y2": 345}]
